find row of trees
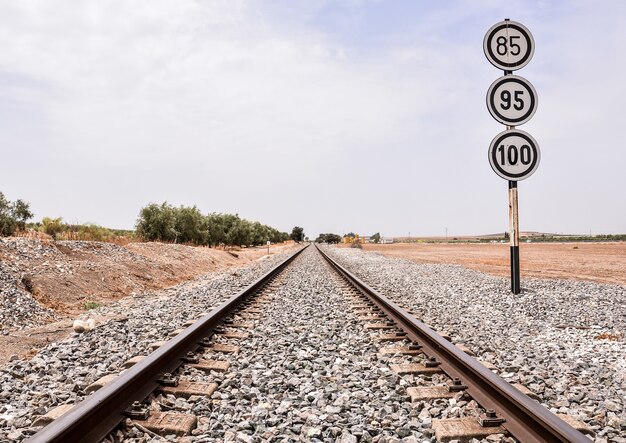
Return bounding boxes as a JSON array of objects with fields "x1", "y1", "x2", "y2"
[
  {"x1": 0, "y1": 193, "x2": 295, "y2": 248},
  {"x1": 315, "y1": 233, "x2": 342, "y2": 243},
  {"x1": 0, "y1": 192, "x2": 33, "y2": 236},
  {"x1": 136, "y1": 202, "x2": 290, "y2": 247}
]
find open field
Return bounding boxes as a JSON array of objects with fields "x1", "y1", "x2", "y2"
[{"x1": 352, "y1": 242, "x2": 626, "y2": 286}]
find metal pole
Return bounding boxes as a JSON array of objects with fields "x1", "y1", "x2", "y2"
[
  {"x1": 509, "y1": 180, "x2": 521, "y2": 294},
  {"x1": 503, "y1": 64, "x2": 521, "y2": 295}
]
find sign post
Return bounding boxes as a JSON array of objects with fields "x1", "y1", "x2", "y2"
[
  {"x1": 509, "y1": 180, "x2": 520, "y2": 293},
  {"x1": 484, "y1": 19, "x2": 539, "y2": 294}
]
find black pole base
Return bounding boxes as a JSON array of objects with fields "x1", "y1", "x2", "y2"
[{"x1": 510, "y1": 245, "x2": 521, "y2": 294}]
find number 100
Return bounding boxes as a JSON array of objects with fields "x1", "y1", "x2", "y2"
[{"x1": 498, "y1": 144, "x2": 532, "y2": 166}]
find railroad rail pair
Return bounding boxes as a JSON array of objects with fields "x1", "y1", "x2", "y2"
[
  {"x1": 315, "y1": 245, "x2": 588, "y2": 443},
  {"x1": 27, "y1": 244, "x2": 588, "y2": 443}
]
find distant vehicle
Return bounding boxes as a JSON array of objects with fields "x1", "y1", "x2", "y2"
[{"x1": 382, "y1": 238, "x2": 394, "y2": 244}]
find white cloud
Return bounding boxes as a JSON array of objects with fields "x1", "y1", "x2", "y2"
[{"x1": 0, "y1": 0, "x2": 623, "y2": 235}]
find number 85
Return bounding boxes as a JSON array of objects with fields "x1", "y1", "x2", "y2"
[{"x1": 496, "y1": 35, "x2": 521, "y2": 56}]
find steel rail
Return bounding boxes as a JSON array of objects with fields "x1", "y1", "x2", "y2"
[
  {"x1": 27, "y1": 244, "x2": 308, "y2": 443},
  {"x1": 316, "y1": 244, "x2": 588, "y2": 443}
]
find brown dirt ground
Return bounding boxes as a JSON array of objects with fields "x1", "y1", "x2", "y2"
[
  {"x1": 352, "y1": 242, "x2": 626, "y2": 286},
  {"x1": 0, "y1": 240, "x2": 298, "y2": 366}
]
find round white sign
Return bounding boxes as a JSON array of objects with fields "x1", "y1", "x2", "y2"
[
  {"x1": 484, "y1": 20, "x2": 534, "y2": 71},
  {"x1": 486, "y1": 75, "x2": 538, "y2": 126},
  {"x1": 488, "y1": 129, "x2": 540, "y2": 181}
]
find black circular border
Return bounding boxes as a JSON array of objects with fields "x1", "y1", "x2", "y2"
[
  {"x1": 489, "y1": 130, "x2": 539, "y2": 180},
  {"x1": 487, "y1": 76, "x2": 537, "y2": 125},
  {"x1": 484, "y1": 22, "x2": 534, "y2": 70}
]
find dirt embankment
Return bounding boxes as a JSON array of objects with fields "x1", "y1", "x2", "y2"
[
  {"x1": 352, "y1": 242, "x2": 626, "y2": 286},
  {"x1": 0, "y1": 238, "x2": 298, "y2": 365},
  {"x1": 1, "y1": 238, "x2": 295, "y2": 317}
]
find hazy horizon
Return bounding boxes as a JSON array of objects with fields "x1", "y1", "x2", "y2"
[{"x1": 2, "y1": 1, "x2": 625, "y2": 238}]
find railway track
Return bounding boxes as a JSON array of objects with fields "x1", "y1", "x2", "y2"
[
  {"x1": 25, "y1": 244, "x2": 591, "y2": 442},
  {"x1": 316, "y1": 245, "x2": 590, "y2": 443},
  {"x1": 25, "y1": 246, "x2": 307, "y2": 443}
]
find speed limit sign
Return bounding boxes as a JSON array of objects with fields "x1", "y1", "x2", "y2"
[
  {"x1": 483, "y1": 20, "x2": 534, "y2": 71},
  {"x1": 488, "y1": 129, "x2": 540, "y2": 181},
  {"x1": 484, "y1": 20, "x2": 539, "y2": 295},
  {"x1": 486, "y1": 75, "x2": 537, "y2": 126}
]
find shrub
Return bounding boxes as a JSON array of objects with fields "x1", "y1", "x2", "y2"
[
  {"x1": 41, "y1": 217, "x2": 65, "y2": 239},
  {"x1": 84, "y1": 301, "x2": 101, "y2": 310}
]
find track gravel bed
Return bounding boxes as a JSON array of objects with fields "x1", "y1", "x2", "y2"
[
  {"x1": 113, "y1": 247, "x2": 511, "y2": 442},
  {"x1": 324, "y1": 245, "x2": 626, "y2": 443},
  {"x1": 190, "y1": 246, "x2": 421, "y2": 442},
  {"x1": 0, "y1": 251, "x2": 292, "y2": 442}
]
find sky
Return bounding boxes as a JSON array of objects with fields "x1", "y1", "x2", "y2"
[{"x1": 0, "y1": 0, "x2": 625, "y2": 238}]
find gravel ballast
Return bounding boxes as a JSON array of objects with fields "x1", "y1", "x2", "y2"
[
  {"x1": 2, "y1": 244, "x2": 622, "y2": 442},
  {"x1": 0, "y1": 259, "x2": 56, "y2": 332},
  {"x1": 324, "y1": 245, "x2": 625, "y2": 443},
  {"x1": 112, "y1": 246, "x2": 508, "y2": 443},
  {"x1": 0, "y1": 249, "x2": 293, "y2": 442},
  {"x1": 166, "y1": 245, "x2": 426, "y2": 442}
]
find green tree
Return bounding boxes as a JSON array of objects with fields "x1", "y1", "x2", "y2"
[
  {"x1": 174, "y1": 205, "x2": 208, "y2": 245},
  {"x1": 315, "y1": 233, "x2": 342, "y2": 243},
  {"x1": 0, "y1": 193, "x2": 34, "y2": 236},
  {"x1": 371, "y1": 232, "x2": 381, "y2": 243},
  {"x1": 0, "y1": 193, "x2": 17, "y2": 236},
  {"x1": 12, "y1": 200, "x2": 33, "y2": 231},
  {"x1": 206, "y1": 213, "x2": 227, "y2": 246},
  {"x1": 267, "y1": 227, "x2": 289, "y2": 243},
  {"x1": 221, "y1": 213, "x2": 241, "y2": 246},
  {"x1": 251, "y1": 222, "x2": 269, "y2": 246},
  {"x1": 136, "y1": 203, "x2": 178, "y2": 242},
  {"x1": 226, "y1": 217, "x2": 253, "y2": 247},
  {"x1": 290, "y1": 226, "x2": 304, "y2": 243}
]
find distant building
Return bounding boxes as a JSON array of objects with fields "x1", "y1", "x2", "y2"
[{"x1": 382, "y1": 237, "x2": 393, "y2": 244}]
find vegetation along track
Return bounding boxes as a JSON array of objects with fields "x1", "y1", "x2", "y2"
[{"x1": 25, "y1": 244, "x2": 591, "y2": 442}]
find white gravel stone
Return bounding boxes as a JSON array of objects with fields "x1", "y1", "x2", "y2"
[
  {"x1": 6, "y1": 243, "x2": 620, "y2": 442},
  {"x1": 0, "y1": 249, "x2": 293, "y2": 441},
  {"x1": 324, "y1": 245, "x2": 626, "y2": 442},
  {"x1": 159, "y1": 247, "x2": 482, "y2": 441}
]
